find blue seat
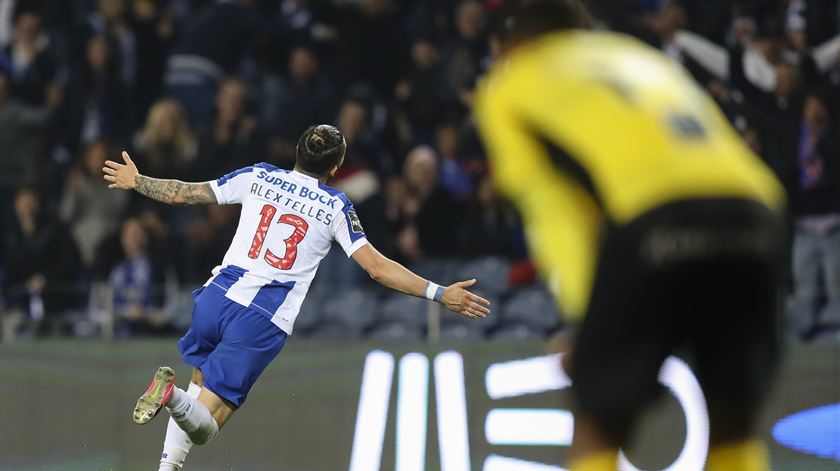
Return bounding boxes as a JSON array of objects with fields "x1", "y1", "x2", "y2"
[
  {"x1": 319, "y1": 287, "x2": 380, "y2": 335},
  {"x1": 456, "y1": 257, "x2": 510, "y2": 295},
  {"x1": 820, "y1": 300, "x2": 840, "y2": 328},
  {"x1": 379, "y1": 293, "x2": 429, "y2": 328},
  {"x1": 368, "y1": 321, "x2": 425, "y2": 341},
  {"x1": 439, "y1": 322, "x2": 487, "y2": 340},
  {"x1": 490, "y1": 321, "x2": 545, "y2": 340},
  {"x1": 306, "y1": 321, "x2": 364, "y2": 339},
  {"x1": 293, "y1": 294, "x2": 323, "y2": 335},
  {"x1": 501, "y1": 285, "x2": 561, "y2": 332},
  {"x1": 163, "y1": 288, "x2": 199, "y2": 331},
  {"x1": 312, "y1": 246, "x2": 369, "y2": 286},
  {"x1": 408, "y1": 258, "x2": 459, "y2": 284}
]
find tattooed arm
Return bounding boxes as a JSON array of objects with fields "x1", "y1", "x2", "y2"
[
  {"x1": 133, "y1": 175, "x2": 217, "y2": 205},
  {"x1": 103, "y1": 151, "x2": 218, "y2": 205}
]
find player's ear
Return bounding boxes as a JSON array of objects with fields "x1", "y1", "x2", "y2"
[{"x1": 329, "y1": 155, "x2": 344, "y2": 178}]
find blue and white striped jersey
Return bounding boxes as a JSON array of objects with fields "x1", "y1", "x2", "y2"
[{"x1": 204, "y1": 163, "x2": 367, "y2": 334}]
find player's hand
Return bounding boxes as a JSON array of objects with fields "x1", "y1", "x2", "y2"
[
  {"x1": 441, "y1": 279, "x2": 491, "y2": 319},
  {"x1": 103, "y1": 151, "x2": 139, "y2": 190}
]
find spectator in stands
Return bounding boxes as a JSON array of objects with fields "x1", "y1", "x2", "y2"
[
  {"x1": 434, "y1": 123, "x2": 472, "y2": 199},
  {"x1": 395, "y1": 35, "x2": 452, "y2": 144},
  {"x1": 672, "y1": 16, "x2": 785, "y2": 93},
  {"x1": 673, "y1": 12, "x2": 840, "y2": 97},
  {"x1": 786, "y1": 0, "x2": 809, "y2": 54},
  {"x1": 735, "y1": 61, "x2": 804, "y2": 184},
  {"x1": 649, "y1": 2, "x2": 688, "y2": 59},
  {"x1": 587, "y1": 0, "x2": 695, "y2": 52},
  {"x1": 130, "y1": 0, "x2": 177, "y2": 117},
  {"x1": 110, "y1": 217, "x2": 167, "y2": 337},
  {"x1": 401, "y1": 0, "x2": 451, "y2": 40},
  {"x1": 140, "y1": 207, "x2": 190, "y2": 280},
  {"x1": 460, "y1": 174, "x2": 516, "y2": 258},
  {"x1": 689, "y1": 20, "x2": 806, "y2": 179},
  {"x1": 59, "y1": 34, "x2": 131, "y2": 152},
  {"x1": 83, "y1": 0, "x2": 137, "y2": 88},
  {"x1": 0, "y1": 8, "x2": 57, "y2": 106},
  {"x1": 262, "y1": 44, "x2": 337, "y2": 164},
  {"x1": 133, "y1": 98, "x2": 197, "y2": 180},
  {"x1": 393, "y1": 146, "x2": 460, "y2": 261},
  {"x1": 801, "y1": 0, "x2": 840, "y2": 47},
  {"x1": 60, "y1": 139, "x2": 128, "y2": 267},
  {"x1": 272, "y1": 0, "x2": 338, "y2": 49},
  {"x1": 92, "y1": 206, "x2": 187, "y2": 283},
  {"x1": 194, "y1": 77, "x2": 264, "y2": 180},
  {"x1": 164, "y1": 0, "x2": 260, "y2": 127},
  {"x1": 185, "y1": 204, "x2": 238, "y2": 282},
  {"x1": 443, "y1": 0, "x2": 488, "y2": 110},
  {"x1": 2, "y1": 185, "x2": 81, "y2": 338},
  {"x1": 742, "y1": 125, "x2": 764, "y2": 156},
  {"x1": 788, "y1": 92, "x2": 840, "y2": 336},
  {"x1": 0, "y1": 69, "x2": 59, "y2": 202},
  {"x1": 336, "y1": 96, "x2": 393, "y2": 179},
  {"x1": 335, "y1": 0, "x2": 402, "y2": 95}
]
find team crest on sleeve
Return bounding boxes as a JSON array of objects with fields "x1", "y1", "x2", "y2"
[{"x1": 348, "y1": 210, "x2": 364, "y2": 234}]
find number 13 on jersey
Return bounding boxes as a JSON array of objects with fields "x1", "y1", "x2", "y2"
[{"x1": 248, "y1": 204, "x2": 309, "y2": 270}]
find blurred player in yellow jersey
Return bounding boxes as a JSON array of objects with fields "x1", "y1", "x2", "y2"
[{"x1": 474, "y1": 1, "x2": 786, "y2": 470}]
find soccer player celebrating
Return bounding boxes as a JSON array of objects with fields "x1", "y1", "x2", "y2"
[
  {"x1": 103, "y1": 124, "x2": 491, "y2": 471},
  {"x1": 474, "y1": 1, "x2": 785, "y2": 471}
]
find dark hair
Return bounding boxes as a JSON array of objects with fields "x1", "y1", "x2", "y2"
[
  {"x1": 755, "y1": 14, "x2": 785, "y2": 40},
  {"x1": 14, "y1": 181, "x2": 42, "y2": 200},
  {"x1": 13, "y1": 2, "x2": 42, "y2": 23},
  {"x1": 503, "y1": 0, "x2": 593, "y2": 45},
  {"x1": 295, "y1": 124, "x2": 347, "y2": 176}
]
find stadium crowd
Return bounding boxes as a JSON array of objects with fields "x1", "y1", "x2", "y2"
[{"x1": 0, "y1": 0, "x2": 839, "y2": 340}]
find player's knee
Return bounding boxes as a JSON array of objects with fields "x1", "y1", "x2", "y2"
[
  {"x1": 187, "y1": 419, "x2": 219, "y2": 445},
  {"x1": 188, "y1": 432, "x2": 215, "y2": 446}
]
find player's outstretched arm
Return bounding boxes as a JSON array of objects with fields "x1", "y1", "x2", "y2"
[
  {"x1": 103, "y1": 151, "x2": 217, "y2": 206},
  {"x1": 351, "y1": 244, "x2": 491, "y2": 319}
]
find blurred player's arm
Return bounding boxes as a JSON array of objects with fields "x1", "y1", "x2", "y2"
[
  {"x1": 351, "y1": 244, "x2": 491, "y2": 319},
  {"x1": 474, "y1": 75, "x2": 601, "y2": 321},
  {"x1": 103, "y1": 151, "x2": 218, "y2": 205}
]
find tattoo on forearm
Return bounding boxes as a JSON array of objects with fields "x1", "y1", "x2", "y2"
[{"x1": 134, "y1": 175, "x2": 217, "y2": 206}]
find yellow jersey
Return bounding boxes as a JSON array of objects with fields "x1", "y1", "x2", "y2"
[{"x1": 473, "y1": 31, "x2": 785, "y2": 321}]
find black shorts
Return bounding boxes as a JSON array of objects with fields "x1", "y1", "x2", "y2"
[{"x1": 570, "y1": 198, "x2": 784, "y2": 423}]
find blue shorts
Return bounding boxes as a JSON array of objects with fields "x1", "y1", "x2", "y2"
[{"x1": 178, "y1": 285, "x2": 287, "y2": 408}]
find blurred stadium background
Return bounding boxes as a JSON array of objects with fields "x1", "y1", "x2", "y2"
[{"x1": 1, "y1": 0, "x2": 840, "y2": 469}]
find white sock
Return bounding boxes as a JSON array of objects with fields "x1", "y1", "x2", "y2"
[
  {"x1": 159, "y1": 383, "x2": 201, "y2": 470},
  {"x1": 166, "y1": 384, "x2": 219, "y2": 445}
]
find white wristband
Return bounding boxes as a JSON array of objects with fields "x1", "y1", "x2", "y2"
[{"x1": 424, "y1": 281, "x2": 445, "y2": 302}]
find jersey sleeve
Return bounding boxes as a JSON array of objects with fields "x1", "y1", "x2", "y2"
[
  {"x1": 209, "y1": 166, "x2": 255, "y2": 205},
  {"x1": 331, "y1": 198, "x2": 369, "y2": 257},
  {"x1": 474, "y1": 69, "x2": 601, "y2": 323}
]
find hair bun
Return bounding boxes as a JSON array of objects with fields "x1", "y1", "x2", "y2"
[{"x1": 307, "y1": 132, "x2": 327, "y2": 153}]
